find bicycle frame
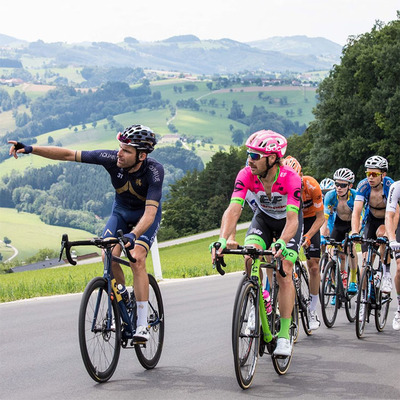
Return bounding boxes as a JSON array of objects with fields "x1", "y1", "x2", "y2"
[{"x1": 216, "y1": 246, "x2": 286, "y2": 344}]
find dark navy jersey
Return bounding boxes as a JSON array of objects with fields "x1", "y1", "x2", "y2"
[{"x1": 76, "y1": 149, "x2": 164, "y2": 210}]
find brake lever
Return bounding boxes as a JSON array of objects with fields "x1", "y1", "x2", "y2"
[
  {"x1": 116, "y1": 229, "x2": 137, "y2": 263},
  {"x1": 213, "y1": 242, "x2": 226, "y2": 276}
]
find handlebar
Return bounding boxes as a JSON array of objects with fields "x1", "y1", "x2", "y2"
[
  {"x1": 59, "y1": 229, "x2": 137, "y2": 265},
  {"x1": 213, "y1": 245, "x2": 286, "y2": 277}
]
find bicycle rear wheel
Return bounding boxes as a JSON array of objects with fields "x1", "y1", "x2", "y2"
[
  {"x1": 345, "y1": 262, "x2": 359, "y2": 323},
  {"x1": 232, "y1": 280, "x2": 259, "y2": 389},
  {"x1": 298, "y1": 262, "x2": 312, "y2": 336},
  {"x1": 356, "y1": 267, "x2": 370, "y2": 339},
  {"x1": 78, "y1": 277, "x2": 121, "y2": 383},
  {"x1": 320, "y1": 260, "x2": 339, "y2": 328},
  {"x1": 375, "y1": 289, "x2": 390, "y2": 332},
  {"x1": 135, "y1": 274, "x2": 165, "y2": 369}
]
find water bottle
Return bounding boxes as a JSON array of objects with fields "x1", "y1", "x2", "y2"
[
  {"x1": 262, "y1": 290, "x2": 272, "y2": 315},
  {"x1": 374, "y1": 270, "x2": 381, "y2": 289},
  {"x1": 117, "y1": 284, "x2": 131, "y2": 307}
]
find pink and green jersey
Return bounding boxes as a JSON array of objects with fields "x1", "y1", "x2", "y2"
[{"x1": 231, "y1": 165, "x2": 301, "y2": 219}]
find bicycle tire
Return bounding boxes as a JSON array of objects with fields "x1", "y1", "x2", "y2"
[
  {"x1": 375, "y1": 280, "x2": 390, "y2": 332},
  {"x1": 232, "y1": 279, "x2": 259, "y2": 389},
  {"x1": 78, "y1": 277, "x2": 121, "y2": 383},
  {"x1": 298, "y1": 262, "x2": 312, "y2": 336},
  {"x1": 345, "y1": 261, "x2": 359, "y2": 323},
  {"x1": 356, "y1": 267, "x2": 370, "y2": 339},
  {"x1": 271, "y1": 278, "x2": 293, "y2": 376},
  {"x1": 319, "y1": 252, "x2": 329, "y2": 275},
  {"x1": 135, "y1": 274, "x2": 165, "y2": 369},
  {"x1": 232, "y1": 273, "x2": 248, "y2": 344},
  {"x1": 320, "y1": 260, "x2": 339, "y2": 328}
]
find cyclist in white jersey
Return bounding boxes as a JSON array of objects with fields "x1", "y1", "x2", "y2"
[{"x1": 384, "y1": 180, "x2": 400, "y2": 330}]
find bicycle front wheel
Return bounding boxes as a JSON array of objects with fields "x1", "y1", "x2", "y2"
[
  {"x1": 375, "y1": 289, "x2": 390, "y2": 332},
  {"x1": 232, "y1": 280, "x2": 259, "y2": 390},
  {"x1": 78, "y1": 277, "x2": 121, "y2": 383},
  {"x1": 345, "y1": 263, "x2": 359, "y2": 323},
  {"x1": 320, "y1": 261, "x2": 339, "y2": 328},
  {"x1": 135, "y1": 274, "x2": 165, "y2": 369},
  {"x1": 356, "y1": 267, "x2": 370, "y2": 339}
]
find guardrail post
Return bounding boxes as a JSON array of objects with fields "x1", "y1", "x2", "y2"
[{"x1": 151, "y1": 236, "x2": 163, "y2": 280}]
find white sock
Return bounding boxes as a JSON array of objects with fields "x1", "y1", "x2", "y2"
[
  {"x1": 136, "y1": 301, "x2": 148, "y2": 328},
  {"x1": 310, "y1": 294, "x2": 318, "y2": 312}
]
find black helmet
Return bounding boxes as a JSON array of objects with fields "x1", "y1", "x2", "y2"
[{"x1": 117, "y1": 124, "x2": 157, "y2": 153}]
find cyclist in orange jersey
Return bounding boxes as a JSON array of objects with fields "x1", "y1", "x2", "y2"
[{"x1": 284, "y1": 156, "x2": 324, "y2": 330}]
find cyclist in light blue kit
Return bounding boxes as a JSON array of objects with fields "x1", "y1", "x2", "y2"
[
  {"x1": 9, "y1": 124, "x2": 164, "y2": 342},
  {"x1": 351, "y1": 156, "x2": 394, "y2": 294},
  {"x1": 322, "y1": 168, "x2": 358, "y2": 295}
]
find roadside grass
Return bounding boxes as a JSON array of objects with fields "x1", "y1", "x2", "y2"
[{"x1": 0, "y1": 231, "x2": 247, "y2": 302}]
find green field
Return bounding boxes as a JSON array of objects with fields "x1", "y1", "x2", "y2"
[
  {"x1": 0, "y1": 208, "x2": 96, "y2": 262},
  {"x1": 0, "y1": 229, "x2": 247, "y2": 302}
]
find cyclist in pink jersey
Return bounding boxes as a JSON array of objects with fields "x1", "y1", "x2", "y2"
[{"x1": 211, "y1": 129, "x2": 302, "y2": 357}]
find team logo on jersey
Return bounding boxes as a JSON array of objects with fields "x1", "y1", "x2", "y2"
[
  {"x1": 294, "y1": 189, "x2": 301, "y2": 200},
  {"x1": 117, "y1": 172, "x2": 124, "y2": 179},
  {"x1": 136, "y1": 179, "x2": 142, "y2": 186},
  {"x1": 234, "y1": 180, "x2": 245, "y2": 192}
]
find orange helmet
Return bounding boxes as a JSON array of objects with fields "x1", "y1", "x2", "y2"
[{"x1": 283, "y1": 155, "x2": 302, "y2": 175}]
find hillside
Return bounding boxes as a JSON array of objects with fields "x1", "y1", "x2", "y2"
[{"x1": 0, "y1": 34, "x2": 342, "y2": 74}]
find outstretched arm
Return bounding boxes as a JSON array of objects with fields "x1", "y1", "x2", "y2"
[{"x1": 8, "y1": 140, "x2": 76, "y2": 161}]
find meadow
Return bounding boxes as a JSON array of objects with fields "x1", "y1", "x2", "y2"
[{"x1": 0, "y1": 208, "x2": 95, "y2": 261}]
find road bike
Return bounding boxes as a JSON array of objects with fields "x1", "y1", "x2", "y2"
[
  {"x1": 214, "y1": 245, "x2": 296, "y2": 389},
  {"x1": 320, "y1": 236, "x2": 359, "y2": 327},
  {"x1": 60, "y1": 230, "x2": 164, "y2": 382},
  {"x1": 355, "y1": 237, "x2": 392, "y2": 338}
]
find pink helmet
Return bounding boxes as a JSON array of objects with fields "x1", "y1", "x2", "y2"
[{"x1": 246, "y1": 130, "x2": 287, "y2": 158}]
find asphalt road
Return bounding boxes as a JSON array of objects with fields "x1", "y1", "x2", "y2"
[{"x1": 1, "y1": 272, "x2": 399, "y2": 400}]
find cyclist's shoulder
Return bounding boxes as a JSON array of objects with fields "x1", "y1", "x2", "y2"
[
  {"x1": 302, "y1": 175, "x2": 322, "y2": 194},
  {"x1": 355, "y1": 178, "x2": 369, "y2": 194},
  {"x1": 143, "y1": 158, "x2": 164, "y2": 182},
  {"x1": 277, "y1": 165, "x2": 301, "y2": 187},
  {"x1": 324, "y1": 189, "x2": 337, "y2": 203}
]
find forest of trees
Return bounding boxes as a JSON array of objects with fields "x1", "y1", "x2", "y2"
[{"x1": 288, "y1": 16, "x2": 400, "y2": 181}]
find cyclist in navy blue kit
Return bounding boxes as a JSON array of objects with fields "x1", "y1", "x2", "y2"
[{"x1": 9, "y1": 124, "x2": 164, "y2": 341}]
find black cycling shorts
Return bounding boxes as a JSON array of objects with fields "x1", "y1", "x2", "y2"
[
  {"x1": 362, "y1": 213, "x2": 384, "y2": 253},
  {"x1": 303, "y1": 215, "x2": 321, "y2": 259},
  {"x1": 331, "y1": 215, "x2": 351, "y2": 243},
  {"x1": 245, "y1": 209, "x2": 303, "y2": 254}
]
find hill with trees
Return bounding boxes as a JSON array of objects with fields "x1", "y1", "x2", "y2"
[{"x1": 0, "y1": 34, "x2": 341, "y2": 74}]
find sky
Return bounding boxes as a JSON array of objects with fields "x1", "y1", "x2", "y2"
[{"x1": 1, "y1": 0, "x2": 399, "y2": 46}]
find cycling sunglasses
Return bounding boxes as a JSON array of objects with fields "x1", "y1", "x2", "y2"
[
  {"x1": 335, "y1": 182, "x2": 349, "y2": 188},
  {"x1": 247, "y1": 151, "x2": 269, "y2": 161},
  {"x1": 365, "y1": 171, "x2": 382, "y2": 178}
]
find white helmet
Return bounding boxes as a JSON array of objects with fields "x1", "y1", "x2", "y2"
[
  {"x1": 333, "y1": 168, "x2": 355, "y2": 183},
  {"x1": 320, "y1": 178, "x2": 335, "y2": 191},
  {"x1": 365, "y1": 155, "x2": 388, "y2": 171}
]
